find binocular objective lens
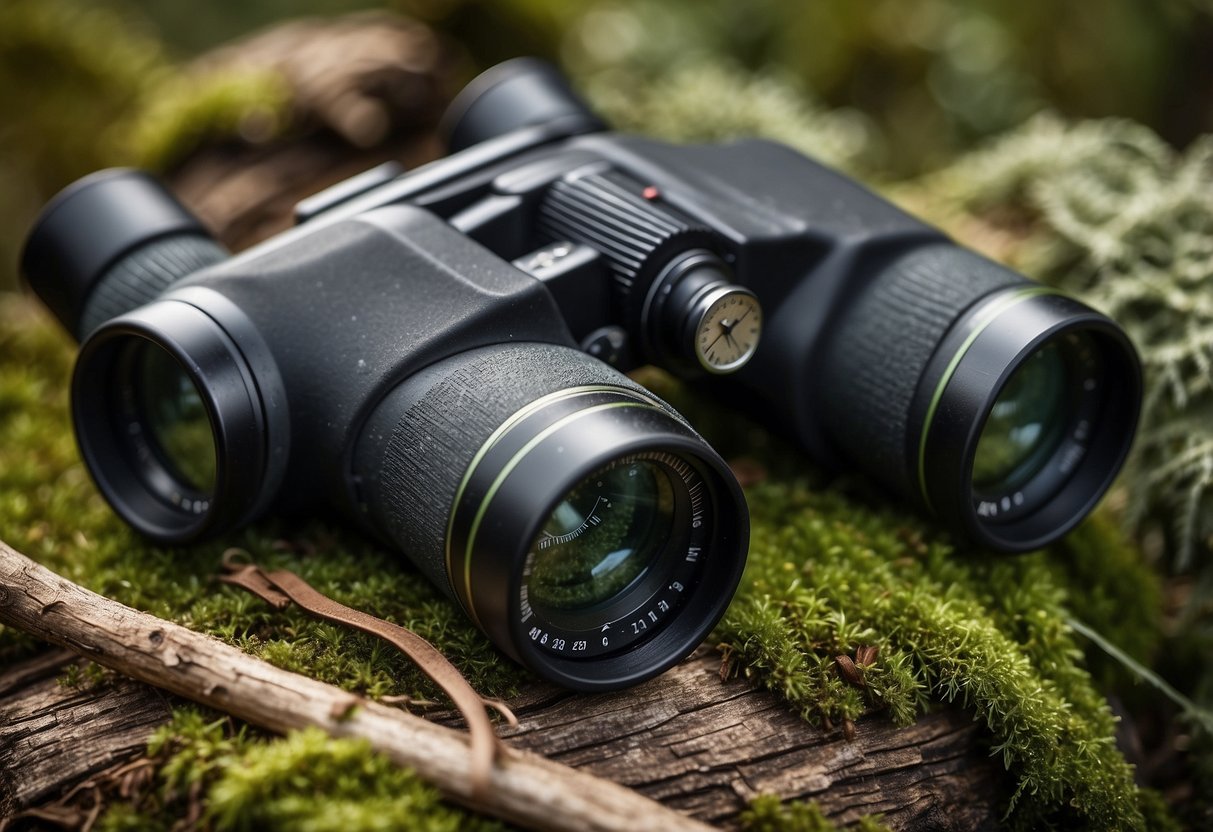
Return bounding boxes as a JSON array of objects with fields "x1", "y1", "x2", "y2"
[
  {"x1": 969, "y1": 329, "x2": 1112, "y2": 527},
  {"x1": 972, "y1": 341, "x2": 1069, "y2": 494},
  {"x1": 528, "y1": 459, "x2": 674, "y2": 614},
  {"x1": 132, "y1": 344, "x2": 217, "y2": 495}
]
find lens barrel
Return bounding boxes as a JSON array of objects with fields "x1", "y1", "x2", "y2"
[
  {"x1": 818, "y1": 243, "x2": 1141, "y2": 552},
  {"x1": 354, "y1": 343, "x2": 748, "y2": 690},
  {"x1": 911, "y1": 287, "x2": 1139, "y2": 551}
]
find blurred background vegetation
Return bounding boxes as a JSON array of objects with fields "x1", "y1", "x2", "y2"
[{"x1": 4, "y1": 0, "x2": 1213, "y2": 294}]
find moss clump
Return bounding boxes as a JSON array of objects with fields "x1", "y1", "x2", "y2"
[
  {"x1": 740, "y1": 795, "x2": 891, "y2": 832},
  {"x1": 116, "y1": 67, "x2": 290, "y2": 171},
  {"x1": 94, "y1": 710, "x2": 507, "y2": 832}
]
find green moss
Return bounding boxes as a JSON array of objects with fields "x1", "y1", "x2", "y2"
[
  {"x1": 94, "y1": 710, "x2": 506, "y2": 832},
  {"x1": 1048, "y1": 514, "x2": 1162, "y2": 689},
  {"x1": 116, "y1": 68, "x2": 291, "y2": 170},
  {"x1": 715, "y1": 479, "x2": 1149, "y2": 830},
  {"x1": 208, "y1": 728, "x2": 506, "y2": 832},
  {"x1": 740, "y1": 794, "x2": 891, "y2": 832}
]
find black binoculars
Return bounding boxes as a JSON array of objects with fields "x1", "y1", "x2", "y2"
[{"x1": 20, "y1": 59, "x2": 1140, "y2": 690}]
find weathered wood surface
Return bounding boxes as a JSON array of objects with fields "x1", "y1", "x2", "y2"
[
  {"x1": 0, "y1": 540, "x2": 715, "y2": 832},
  {"x1": 0, "y1": 652, "x2": 171, "y2": 819},
  {"x1": 497, "y1": 655, "x2": 1003, "y2": 831}
]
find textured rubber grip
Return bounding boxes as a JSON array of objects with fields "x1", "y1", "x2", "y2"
[
  {"x1": 77, "y1": 234, "x2": 227, "y2": 339},
  {"x1": 352, "y1": 342, "x2": 667, "y2": 598},
  {"x1": 817, "y1": 243, "x2": 1027, "y2": 498}
]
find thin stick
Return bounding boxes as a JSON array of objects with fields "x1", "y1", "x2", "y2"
[{"x1": 0, "y1": 540, "x2": 712, "y2": 832}]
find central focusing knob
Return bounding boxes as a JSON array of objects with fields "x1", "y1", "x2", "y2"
[{"x1": 537, "y1": 166, "x2": 762, "y2": 374}]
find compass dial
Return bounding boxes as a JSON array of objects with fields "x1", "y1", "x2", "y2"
[{"x1": 691, "y1": 287, "x2": 762, "y2": 374}]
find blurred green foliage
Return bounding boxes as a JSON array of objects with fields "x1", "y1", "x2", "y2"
[
  {"x1": 0, "y1": 0, "x2": 161, "y2": 291},
  {"x1": 393, "y1": 0, "x2": 1213, "y2": 171},
  {"x1": 0, "y1": 0, "x2": 290, "y2": 292},
  {"x1": 4, "y1": 0, "x2": 1213, "y2": 291}
]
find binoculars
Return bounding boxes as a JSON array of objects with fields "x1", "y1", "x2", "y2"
[{"x1": 20, "y1": 59, "x2": 1140, "y2": 690}]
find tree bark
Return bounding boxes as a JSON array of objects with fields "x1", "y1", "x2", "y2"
[
  {"x1": 497, "y1": 657, "x2": 1003, "y2": 830},
  {"x1": 0, "y1": 652, "x2": 171, "y2": 818}
]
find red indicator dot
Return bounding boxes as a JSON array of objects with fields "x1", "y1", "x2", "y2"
[{"x1": 642, "y1": 185, "x2": 660, "y2": 201}]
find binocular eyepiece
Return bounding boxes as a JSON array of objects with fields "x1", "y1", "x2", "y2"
[{"x1": 21, "y1": 58, "x2": 1141, "y2": 691}]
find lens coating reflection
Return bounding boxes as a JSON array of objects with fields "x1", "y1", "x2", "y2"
[
  {"x1": 136, "y1": 345, "x2": 216, "y2": 494},
  {"x1": 972, "y1": 341, "x2": 1069, "y2": 494},
  {"x1": 528, "y1": 460, "x2": 674, "y2": 613}
]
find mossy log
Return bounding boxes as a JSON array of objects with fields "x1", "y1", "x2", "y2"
[
  {"x1": 1, "y1": 13, "x2": 1004, "y2": 831},
  {"x1": 0, "y1": 587, "x2": 1000, "y2": 832}
]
